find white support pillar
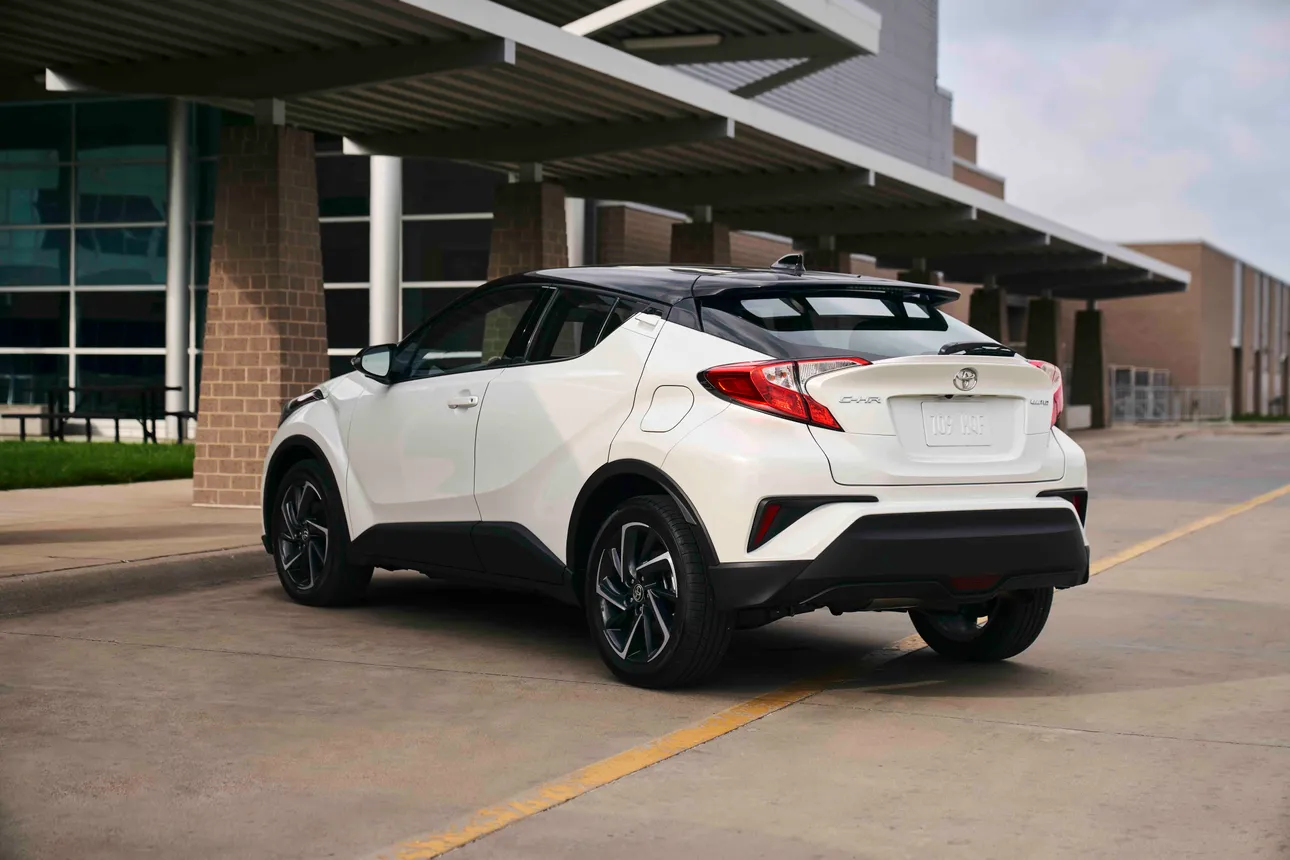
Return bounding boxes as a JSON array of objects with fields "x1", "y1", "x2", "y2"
[
  {"x1": 369, "y1": 155, "x2": 402, "y2": 344},
  {"x1": 164, "y1": 98, "x2": 191, "y2": 441},
  {"x1": 565, "y1": 196, "x2": 586, "y2": 266}
]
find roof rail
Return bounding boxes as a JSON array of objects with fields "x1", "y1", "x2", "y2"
[{"x1": 771, "y1": 253, "x2": 805, "y2": 275}]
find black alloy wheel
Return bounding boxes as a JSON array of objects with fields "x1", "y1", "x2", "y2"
[
  {"x1": 595, "y1": 520, "x2": 679, "y2": 664},
  {"x1": 270, "y1": 459, "x2": 372, "y2": 607},
  {"x1": 277, "y1": 478, "x2": 329, "y2": 593},
  {"x1": 586, "y1": 495, "x2": 734, "y2": 688},
  {"x1": 911, "y1": 587, "x2": 1054, "y2": 662}
]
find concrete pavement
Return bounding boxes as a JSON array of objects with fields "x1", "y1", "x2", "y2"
[
  {"x1": 0, "y1": 479, "x2": 260, "y2": 579},
  {"x1": 1, "y1": 431, "x2": 1289, "y2": 859}
]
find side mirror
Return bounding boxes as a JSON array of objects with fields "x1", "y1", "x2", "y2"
[{"x1": 352, "y1": 344, "x2": 396, "y2": 382}]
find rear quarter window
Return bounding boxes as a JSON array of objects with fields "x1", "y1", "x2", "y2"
[{"x1": 698, "y1": 291, "x2": 991, "y2": 361}]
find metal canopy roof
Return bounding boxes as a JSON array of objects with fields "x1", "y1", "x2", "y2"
[
  {"x1": 491, "y1": 0, "x2": 882, "y2": 97},
  {"x1": 0, "y1": 0, "x2": 1187, "y2": 299}
]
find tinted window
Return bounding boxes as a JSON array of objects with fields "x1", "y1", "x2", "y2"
[
  {"x1": 76, "y1": 101, "x2": 167, "y2": 161},
  {"x1": 600, "y1": 298, "x2": 648, "y2": 341},
  {"x1": 1, "y1": 165, "x2": 71, "y2": 225},
  {"x1": 0, "y1": 291, "x2": 69, "y2": 347},
  {"x1": 76, "y1": 290, "x2": 165, "y2": 348},
  {"x1": 325, "y1": 289, "x2": 369, "y2": 350},
  {"x1": 698, "y1": 290, "x2": 989, "y2": 361},
  {"x1": 0, "y1": 228, "x2": 70, "y2": 286},
  {"x1": 396, "y1": 287, "x2": 548, "y2": 380},
  {"x1": 402, "y1": 287, "x2": 472, "y2": 337},
  {"x1": 403, "y1": 159, "x2": 501, "y2": 215},
  {"x1": 528, "y1": 290, "x2": 620, "y2": 362},
  {"x1": 316, "y1": 156, "x2": 369, "y2": 217},
  {"x1": 403, "y1": 220, "x2": 490, "y2": 282},
  {"x1": 75, "y1": 227, "x2": 166, "y2": 285},
  {"x1": 0, "y1": 354, "x2": 67, "y2": 405},
  {"x1": 76, "y1": 163, "x2": 166, "y2": 223},
  {"x1": 321, "y1": 221, "x2": 368, "y2": 283}
]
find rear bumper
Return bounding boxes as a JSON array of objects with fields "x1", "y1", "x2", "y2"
[{"x1": 708, "y1": 507, "x2": 1089, "y2": 612}]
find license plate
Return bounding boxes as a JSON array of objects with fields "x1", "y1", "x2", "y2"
[{"x1": 921, "y1": 401, "x2": 993, "y2": 447}]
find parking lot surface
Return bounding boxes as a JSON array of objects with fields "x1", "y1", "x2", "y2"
[{"x1": 2, "y1": 431, "x2": 1289, "y2": 859}]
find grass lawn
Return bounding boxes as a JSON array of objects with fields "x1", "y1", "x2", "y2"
[{"x1": 0, "y1": 441, "x2": 195, "y2": 491}]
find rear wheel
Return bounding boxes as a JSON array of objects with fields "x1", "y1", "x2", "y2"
[
  {"x1": 271, "y1": 459, "x2": 372, "y2": 607},
  {"x1": 585, "y1": 495, "x2": 734, "y2": 688},
  {"x1": 911, "y1": 587, "x2": 1053, "y2": 661}
]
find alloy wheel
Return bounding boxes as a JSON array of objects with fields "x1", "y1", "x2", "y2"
[
  {"x1": 278, "y1": 480, "x2": 329, "y2": 591},
  {"x1": 595, "y1": 521, "x2": 679, "y2": 663}
]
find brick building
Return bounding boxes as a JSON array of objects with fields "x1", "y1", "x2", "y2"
[{"x1": 2, "y1": 0, "x2": 1194, "y2": 506}]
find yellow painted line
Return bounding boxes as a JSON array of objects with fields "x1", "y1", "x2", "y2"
[
  {"x1": 372, "y1": 481, "x2": 1290, "y2": 859},
  {"x1": 372, "y1": 634, "x2": 926, "y2": 860},
  {"x1": 1090, "y1": 481, "x2": 1290, "y2": 577}
]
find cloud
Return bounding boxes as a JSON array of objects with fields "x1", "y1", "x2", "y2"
[{"x1": 939, "y1": 0, "x2": 1290, "y2": 278}]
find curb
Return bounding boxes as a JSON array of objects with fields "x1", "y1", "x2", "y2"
[{"x1": 0, "y1": 545, "x2": 275, "y2": 618}]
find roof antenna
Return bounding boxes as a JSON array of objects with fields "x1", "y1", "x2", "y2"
[{"x1": 772, "y1": 253, "x2": 805, "y2": 275}]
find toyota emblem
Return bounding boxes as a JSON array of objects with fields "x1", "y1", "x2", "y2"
[{"x1": 953, "y1": 368, "x2": 979, "y2": 391}]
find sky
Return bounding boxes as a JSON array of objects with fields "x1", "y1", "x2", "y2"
[{"x1": 937, "y1": 0, "x2": 1290, "y2": 278}]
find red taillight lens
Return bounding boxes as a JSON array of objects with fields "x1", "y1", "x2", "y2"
[
  {"x1": 1028, "y1": 360, "x2": 1064, "y2": 426},
  {"x1": 701, "y1": 357, "x2": 869, "y2": 430}
]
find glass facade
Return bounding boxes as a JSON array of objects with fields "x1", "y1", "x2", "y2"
[{"x1": 0, "y1": 99, "x2": 499, "y2": 409}]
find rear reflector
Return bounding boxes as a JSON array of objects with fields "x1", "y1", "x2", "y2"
[
  {"x1": 1038, "y1": 488, "x2": 1088, "y2": 525},
  {"x1": 949, "y1": 575, "x2": 1000, "y2": 592},
  {"x1": 751, "y1": 502, "x2": 782, "y2": 548},
  {"x1": 700, "y1": 357, "x2": 869, "y2": 430}
]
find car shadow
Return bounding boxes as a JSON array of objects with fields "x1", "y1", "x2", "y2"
[
  {"x1": 292, "y1": 572, "x2": 1290, "y2": 701},
  {"x1": 329, "y1": 572, "x2": 917, "y2": 696}
]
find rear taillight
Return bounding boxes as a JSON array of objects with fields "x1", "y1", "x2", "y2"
[
  {"x1": 1028, "y1": 359, "x2": 1064, "y2": 426},
  {"x1": 700, "y1": 357, "x2": 870, "y2": 431}
]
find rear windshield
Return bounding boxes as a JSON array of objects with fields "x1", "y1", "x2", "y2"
[{"x1": 697, "y1": 290, "x2": 992, "y2": 361}]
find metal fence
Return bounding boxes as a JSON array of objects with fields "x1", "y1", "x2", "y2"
[{"x1": 1111, "y1": 385, "x2": 1231, "y2": 424}]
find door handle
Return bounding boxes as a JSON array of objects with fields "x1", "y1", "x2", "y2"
[{"x1": 446, "y1": 395, "x2": 480, "y2": 409}]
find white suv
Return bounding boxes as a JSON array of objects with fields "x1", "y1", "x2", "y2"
[{"x1": 262, "y1": 260, "x2": 1090, "y2": 688}]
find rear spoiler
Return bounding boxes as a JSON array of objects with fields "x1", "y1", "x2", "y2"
[{"x1": 695, "y1": 279, "x2": 962, "y2": 307}]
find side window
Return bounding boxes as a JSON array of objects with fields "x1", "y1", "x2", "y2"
[
  {"x1": 597, "y1": 298, "x2": 648, "y2": 343},
  {"x1": 395, "y1": 287, "x2": 549, "y2": 380},
  {"x1": 527, "y1": 290, "x2": 624, "y2": 362}
]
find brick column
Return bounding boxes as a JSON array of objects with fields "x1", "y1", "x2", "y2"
[
  {"x1": 487, "y1": 181, "x2": 568, "y2": 280},
  {"x1": 1024, "y1": 297, "x2": 1060, "y2": 364},
  {"x1": 670, "y1": 222, "x2": 731, "y2": 266},
  {"x1": 1072, "y1": 305, "x2": 1107, "y2": 429},
  {"x1": 193, "y1": 125, "x2": 328, "y2": 507},
  {"x1": 969, "y1": 286, "x2": 1008, "y2": 342}
]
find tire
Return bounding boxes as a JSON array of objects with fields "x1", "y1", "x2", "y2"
[
  {"x1": 270, "y1": 459, "x2": 373, "y2": 607},
  {"x1": 911, "y1": 587, "x2": 1054, "y2": 662},
  {"x1": 584, "y1": 495, "x2": 734, "y2": 689}
]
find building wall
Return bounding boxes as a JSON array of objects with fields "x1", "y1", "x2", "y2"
[
  {"x1": 952, "y1": 161, "x2": 1005, "y2": 198},
  {"x1": 679, "y1": 0, "x2": 953, "y2": 175},
  {"x1": 596, "y1": 205, "x2": 791, "y2": 267},
  {"x1": 1102, "y1": 243, "x2": 1206, "y2": 387}
]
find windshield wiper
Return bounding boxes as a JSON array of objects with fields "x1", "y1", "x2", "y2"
[{"x1": 938, "y1": 341, "x2": 1016, "y2": 357}]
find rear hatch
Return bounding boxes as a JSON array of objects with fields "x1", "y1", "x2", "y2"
[
  {"x1": 804, "y1": 355, "x2": 1062, "y2": 485},
  {"x1": 696, "y1": 282, "x2": 1064, "y2": 486}
]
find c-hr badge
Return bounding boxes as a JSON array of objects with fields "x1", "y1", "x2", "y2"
[{"x1": 953, "y1": 367, "x2": 979, "y2": 391}]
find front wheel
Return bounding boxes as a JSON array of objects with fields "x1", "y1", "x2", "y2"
[
  {"x1": 585, "y1": 495, "x2": 734, "y2": 689},
  {"x1": 911, "y1": 587, "x2": 1053, "y2": 662},
  {"x1": 270, "y1": 459, "x2": 373, "y2": 607}
]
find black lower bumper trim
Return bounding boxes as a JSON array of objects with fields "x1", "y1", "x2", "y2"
[{"x1": 710, "y1": 507, "x2": 1089, "y2": 611}]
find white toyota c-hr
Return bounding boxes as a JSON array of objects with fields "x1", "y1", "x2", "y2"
[{"x1": 262, "y1": 258, "x2": 1090, "y2": 688}]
